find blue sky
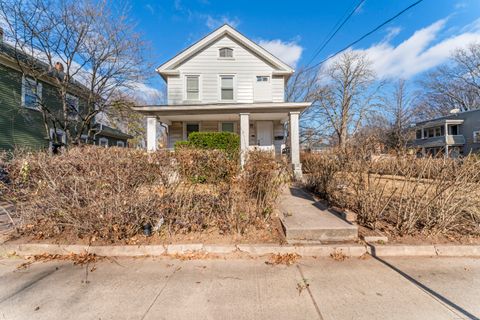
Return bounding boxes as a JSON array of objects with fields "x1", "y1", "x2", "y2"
[{"x1": 129, "y1": 0, "x2": 480, "y2": 100}]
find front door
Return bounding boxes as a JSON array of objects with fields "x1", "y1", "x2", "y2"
[{"x1": 256, "y1": 121, "x2": 273, "y2": 147}]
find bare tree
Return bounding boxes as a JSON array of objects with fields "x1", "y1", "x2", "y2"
[
  {"x1": 0, "y1": 0, "x2": 149, "y2": 145},
  {"x1": 309, "y1": 51, "x2": 380, "y2": 148},
  {"x1": 416, "y1": 42, "x2": 480, "y2": 119},
  {"x1": 381, "y1": 79, "x2": 415, "y2": 152}
]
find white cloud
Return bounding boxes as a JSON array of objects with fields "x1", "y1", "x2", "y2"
[
  {"x1": 205, "y1": 15, "x2": 240, "y2": 29},
  {"x1": 341, "y1": 18, "x2": 480, "y2": 79},
  {"x1": 127, "y1": 82, "x2": 163, "y2": 105},
  {"x1": 258, "y1": 39, "x2": 303, "y2": 68}
]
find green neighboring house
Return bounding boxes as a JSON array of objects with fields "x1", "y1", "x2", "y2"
[{"x1": 0, "y1": 33, "x2": 131, "y2": 151}]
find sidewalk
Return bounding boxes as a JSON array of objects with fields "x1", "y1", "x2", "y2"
[{"x1": 1, "y1": 256, "x2": 478, "y2": 319}]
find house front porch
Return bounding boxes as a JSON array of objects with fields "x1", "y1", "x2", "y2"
[{"x1": 132, "y1": 102, "x2": 311, "y2": 178}]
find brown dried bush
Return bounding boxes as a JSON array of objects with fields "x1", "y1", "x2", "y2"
[
  {"x1": 1, "y1": 146, "x2": 287, "y2": 241},
  {"x1": 303, "y1": 148, "x2": 480, "y2": 237}
]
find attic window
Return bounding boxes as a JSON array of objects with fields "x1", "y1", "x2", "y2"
[{"x1": 219, "y1": 47, "x2": 233, "y2": 58}]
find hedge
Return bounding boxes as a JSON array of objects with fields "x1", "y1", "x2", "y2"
[{"x1": 175, "y1": 132, "x2": 240, "y2": 157}]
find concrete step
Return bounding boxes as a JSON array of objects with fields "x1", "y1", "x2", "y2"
[{"x1": 279, "y1": 186, "x2": 358, "y2": 243}]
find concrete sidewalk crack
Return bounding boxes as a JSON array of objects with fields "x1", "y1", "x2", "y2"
[
  {"x1": 296, "y1": 264, "x2": 324, "y2": 320},
  {"x1": 140, "y1": 266, "x2": 181, "y2": 320}
]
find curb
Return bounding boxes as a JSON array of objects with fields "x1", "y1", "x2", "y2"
[{"x1": 1, "y1": 243, "x2": 480, "y2": 258}]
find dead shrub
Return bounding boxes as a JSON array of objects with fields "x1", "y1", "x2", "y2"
[
  {"x1": 2, "y1": 146, "x2": 287, "y2": 241},
  {"x1": 303, "y1": 148, "x2": 480, "y2": 237}
]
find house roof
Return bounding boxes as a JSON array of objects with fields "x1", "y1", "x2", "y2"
[
  {"x1": 93, "y1": 124, "x2": 133, "y2": 140},
  {"x1": 156, "y1": 24, "x2": 295, "y2": 79},
  {"x1": 415, "y1": 109, "x2": 480, "y2": 127}
]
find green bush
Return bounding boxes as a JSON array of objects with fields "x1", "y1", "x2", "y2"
[{"x1": 175, "y1": 132, "x2": 240, "y2": 156}]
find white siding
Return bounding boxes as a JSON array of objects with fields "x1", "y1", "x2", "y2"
[{"x1": 168, "y1": 35, "x2": 286, "y2": 104}]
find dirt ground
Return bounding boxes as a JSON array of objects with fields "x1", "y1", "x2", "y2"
[{"x1": 4, "y1": 216, "x2": 286, "y2": 246}]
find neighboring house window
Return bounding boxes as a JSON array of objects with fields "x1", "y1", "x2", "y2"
[
  {"x1": 220, "y1": 76, "x2": 234, "y2": 101},
  {"x1": 449, "y1": 124, "x2": 459, "y2": 135},
  {"x1": 66, "y1": 94, "x2": 79, "y2": 120},
  {"x1": 186, "y1": 75, "x2": 200, "y2": 100},
  {"x1": 474, "y1": 131, "x2": 480, "y2": 143},
  {"x1": 221, "y1": 122, "x2": 234, "y2": 132},
  {"x1": 117, "y1": 141, "x2": 125, "y2": 147},
  {"x1": 256, "y1": 76, "x2": 269, "y2": 82},
  {"x1": 22, "y1": 76, "x2": 42, "y2": 110},
  {"x1": 49, "y1": 128, "x2": 66, "y2": 145},
  {"x1": 416, "y1": 130, "x2": 422, "y2": 139},
  {"x1": 219, "y1": 47, "x2": 233, "y2": 58},
  {"x1": 99, "y1": 137, "x2": 109, "y2": 147},
  {"x1": 186, "y1": 123, "x2": 199, "y2": 139}
]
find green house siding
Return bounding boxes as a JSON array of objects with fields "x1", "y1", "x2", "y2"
[
  {"x1": 0, "y1": 64, "x2": 49, "y2": 150},
  {"x1": 0, "y1": 63, "x2": 88, "y2": 151}
]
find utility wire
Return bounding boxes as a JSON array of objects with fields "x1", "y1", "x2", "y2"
[
  {"x1": 304, "y1": 0, "x2": 425, "y2": 72},
  {"x1": 305, "y1": 0, "x2": 366, "y2": 67}
]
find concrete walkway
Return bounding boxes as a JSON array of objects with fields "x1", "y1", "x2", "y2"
[
  {"x1": 279, "y1": 186, "x2": 358, "y2": 243},
  {"x1": 0, "y1": 256, "x2": 478, "y2": 319}
]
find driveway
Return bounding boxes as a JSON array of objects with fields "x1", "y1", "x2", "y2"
[{"x1": 0, "y1": 255, "x2": 478, "y2": 320}]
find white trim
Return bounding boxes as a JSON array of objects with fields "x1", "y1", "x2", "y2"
[
  {"x1": 98, "y1": 137, "x2": 109, "y2": 147},
  {"x1": 183, "y1": 74, "x2": 202, "y2": 102},
  {"x1": 156, "y1": 25, "x2": 294, "y2": 75},
  {"x1": 116, "y1": 140, "x2": 125, "y2": 147},
  {"x1": 219, "y1": 74, "x2": 236, "y2": 102}
]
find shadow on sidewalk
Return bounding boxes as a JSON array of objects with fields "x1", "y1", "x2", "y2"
[{"x1": 368, "y1": 244, "x2": 479, "y2": 320}]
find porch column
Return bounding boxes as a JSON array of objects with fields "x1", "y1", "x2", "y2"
[
  {"x1": 444, "y1": 122, "x2": 449, "y2": 158},
  {"x1": 289, "y1": 111, "x2": 302, "y2": 179},
  {"x1": 146, "y1": 116, "x2": 157, "y2": 152},
  {"x1": 239, "y1": 113, "x2": 250, "y2": 167}
]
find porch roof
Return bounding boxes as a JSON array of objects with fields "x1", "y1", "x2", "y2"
[{"x1": 132, "y1": 102, "x2": 311, "y2": 122}]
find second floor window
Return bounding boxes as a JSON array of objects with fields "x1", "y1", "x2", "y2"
[
  {"x1": 219, "y1": 47, "x2": 233, "y2": 58},
  {"x1": 66, "y1": 94, "x2": 79, "y2": 120},
  {"x1": 22, "y1": 76, "x2": 42, "y2": 110},
  {"x1": 186, "y1": 75, "x2": 200, "y2": 100},
  {"x1": 220, "y1": 76, "x2": 234, "y2": 101}
]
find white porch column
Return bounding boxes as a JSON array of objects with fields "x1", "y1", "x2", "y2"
[
  {"x1": 289, "y1": 111, "x2": 302, "y2": 179},
  {"x1": 239, "y1": 113, "x2": 250, "y2": 167},
  {"x1": 146, "y1": 116, "x2": 157, "y2": 152},
  {"x1": 444, "y1": 122, "x2": 449, "y2": 158}
]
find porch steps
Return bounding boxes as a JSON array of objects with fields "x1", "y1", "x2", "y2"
[{"x1": 279, "y1": 186, "x2": 358, "y2": 243}]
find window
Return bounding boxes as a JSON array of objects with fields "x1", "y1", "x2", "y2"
[
  {"x1": 49, "y1": 128, "x2": 66, "y2": 144},
  {"x1": 450, "y1": 124, "x2": 458, "y2": 135},
  {"x1": 99, "y1": 137, "x2": 109, "y2": 147},
  {"x1": 186, "y1": 75, "x2": 199, "y2": 100},
  {"x1": 221, "y1": 122, "x2": 234, "y2": 132},
  {"x1": 66, "y1": 94, "x2": 79, "y2": 120},
  {"x1": 474, "y1": 131, "x2": 480, "y2": 143},
  {"x1": 219, "y1": 47, "x2": 233, "y2": 58},
  {"x1": 256, "y1": 76, "x2": 269, "y2": 82},
  {"x1": 427, "y1": 128, "x2": 435, "y2": 138},
  {"x1": 117, "y1": 141, "x2": 125, "y2": 147},
  {"x1": 22, "y1": 76, "x2": 42, "y2": 110},
  {"x1": 416, "y1": 130, "x2": 422, "y2": 139},
  {"x1": 186, "y1": 123, "x2": 199, "y2": 138},
  {"x1": 435, "y1": 127, "x2": 441, "y2": 137},
  {"x1": 220, "y1": 76, "x2": 234, "y2": 101}
]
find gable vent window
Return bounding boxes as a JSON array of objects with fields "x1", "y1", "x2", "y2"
[
  {"x1": 220, "y1": 76, "x2": 234, "y2": 101},
  {"x1": 256, "y1": 76, "x2": 269, "y2": 82},
  {"x1": 219, "y1": 47, "x2": 233, "y2": 58},
  {"x1": 186, "y1": 75, "x2": 200, "y2": 100}
]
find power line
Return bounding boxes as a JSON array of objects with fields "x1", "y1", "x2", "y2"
[
  {"x1": 304, "y1": 0, "x2": 425, "y2": 72},
  {"x1": 305, "y1": 0, "x2": 366, "y2": 67}
]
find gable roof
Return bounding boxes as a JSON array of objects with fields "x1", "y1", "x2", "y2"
[{"x1": 156, "y1": 24, "x2": 295, "y2": 79}]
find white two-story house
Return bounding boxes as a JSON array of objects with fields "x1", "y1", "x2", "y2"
[{"x1": 133, "y1": 24, "x2": 311, "y2": 177}]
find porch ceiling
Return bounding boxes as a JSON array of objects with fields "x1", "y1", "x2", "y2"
[{"x1": 131, "y1": 102, "x2": 311, "y2": 122}]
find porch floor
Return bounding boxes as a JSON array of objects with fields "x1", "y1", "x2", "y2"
[{"x1": 279, "y1": 186, "x2": 358, "y2": 243}]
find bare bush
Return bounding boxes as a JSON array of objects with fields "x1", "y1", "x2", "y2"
[
  {"x1": 2, "y1": 147, "x2": 286, "y2": 241},
  {"x1": 304, "y1": 149, "x2": 480, "y2": 237}
]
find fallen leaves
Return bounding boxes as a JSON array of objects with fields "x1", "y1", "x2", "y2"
[
  {"x1": 265, "y1": 253, "x2": 300, "y2": 266},
  {"x1": 296, "y1": 278, "x2": 309, "y2": 295},
  {"x1": 330, "y1": 250, "x2": 347, "y2": 262},
  {"x1": 16, "y1": 251, "x2": 103, "y2": 270}
]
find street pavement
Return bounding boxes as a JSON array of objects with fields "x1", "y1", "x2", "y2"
[{"x1": 0, "y1": 255, "x2": 478, "y2": 320}]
